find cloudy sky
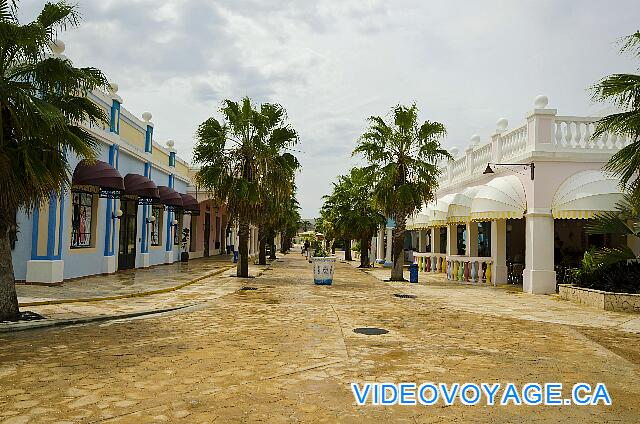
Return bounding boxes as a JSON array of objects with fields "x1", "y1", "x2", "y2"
[{"x1": 20, "y1": 0, "x2": 640, "y2": 218}]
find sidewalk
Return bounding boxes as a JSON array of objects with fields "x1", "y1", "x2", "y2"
[
  {"x1": 344, "y1": 258, "x2": 640, "y2": 333},
  {"x1": 3, "y1": 256, "x2": 272, "y2": 332}
]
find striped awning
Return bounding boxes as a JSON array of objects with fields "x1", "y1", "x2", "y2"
[
  {"x1": 551, "y1": 170, "x2": 622, "y2": 220},
  {"x1": 470, "y1": 175, "x2": 526, "y2": 222}
]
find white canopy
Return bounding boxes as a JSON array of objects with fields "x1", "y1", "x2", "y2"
[
  {"x1": 424, "y1": 193, "x2": 455, "y2": 226},
  {"x1": 470, "y1": 175, "x2": 527, "y2": 220},
  {"x1": 447, "y1": 186, "x2": 482, "y2": 223},
  {"x1": 551, "y1": 170, "x2": 623, "y2": 219}
]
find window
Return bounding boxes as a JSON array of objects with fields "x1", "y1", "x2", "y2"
[
  {"x1": 478, "y1": 222, "x2": 491, "y2": 257},
  {"x1": 174, "y1": 214, "x2": 183, "y2": 245},
  {"x1": 71, "y1": 192, "x2": 94, "y2": 248},
  {"x1": 150, "y1": 205, "x2": 163, "y2": 246}
]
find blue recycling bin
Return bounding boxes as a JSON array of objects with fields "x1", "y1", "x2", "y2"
[
  {"x1": 233, "y1": 251, "x2": 238, "y2": 263},
  {"x1": 409, "y1": 263, "x2": 419, "y2": 283}
]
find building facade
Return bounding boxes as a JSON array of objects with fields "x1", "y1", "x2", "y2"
[
  {"x1": 9, "y1": 81, "x2": 237, "y2": 284},
  {"x1": 375, "y1": 95, "x2": 638, "y2": 294}
]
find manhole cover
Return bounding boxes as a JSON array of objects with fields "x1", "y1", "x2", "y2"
[
  {"x1": 394, "y1": 294, "x2": 417, "y2": 299},
  {"x1": 240, "y1": 287, "x2": 258, "y2": 291},
  {"x1": 353, "y1": 327, "x2": 389, "y2": 335}
]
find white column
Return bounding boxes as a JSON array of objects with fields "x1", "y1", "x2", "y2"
[
  {"x1": 628, "y1": 222, "x2": 640, "y2": 256},
  {"x1": 432, "y1": 228, "x2": 440, "y2": 253},
  {"x1": 418, "y1": 230, "x2": 425, "y2": 253},
  {"x1": 446, "y1": 225, "x2": 457, "y2": 256},
  {"x1": 385, "y1": 228, "x2": 393, "y2": 264},
  {"x1": 490, "y1": 220, "x2": 507, "y2": 284},
  {"x1": 376, "y1": 226, "x2": 385, "y2": 262},
  {"x1": 523, "y1": 211, "x2": 556, "y2": 294},
  {"x1": 466, "y1": 222, "x2": 478, "y2": 257},
  {"x1": 370, "y1": 236, "x2": 376, "y2": 262}
]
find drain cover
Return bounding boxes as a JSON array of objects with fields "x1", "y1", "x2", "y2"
[
  {"x1": 394, "y1": 294, "x2": 417, "y2": 299},
  {"x1": 353, "y1": 327, "x2": 389, "y2": 335},
  {"x1": 240, "y1": 286, "x2": 258, "y2": 291}
]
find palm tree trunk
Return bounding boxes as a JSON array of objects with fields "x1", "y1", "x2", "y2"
[
  {"x1": 344, "y1": 239, "x2": 352, "y2": 261},
  {"x1": 258, "y1": 225, "x2": 266, "y2": 265},
  {"x1": 390, "y1": 219, "x2": 406, "y2": 281},
  {"x1": 269, "y1": 234, "x2": 277, "y2": 259},
  {"x1": 359, "y1": 234, "x2": 370, "y2": 268},
  {"x1": 237, "y1": 221, "x2": 250, "y2": 277},
  {"x1": 0, "y1": 223, "x2": 20, "y2": 321}
]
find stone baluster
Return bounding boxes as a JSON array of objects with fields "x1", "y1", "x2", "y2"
[
  {"x1": 463, "y1": 261, "x2": 470, "y2": 282},
  {"x1": 470, "y1": 261, "x2": 477, "y2": 284},
  {"x1": 555, "y1": 121, "x2": 563, "y2": 146}
]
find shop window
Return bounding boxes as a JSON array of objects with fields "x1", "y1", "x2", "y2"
[
  {"x1": 150, "y1": 205, "x2": 163, "y2": 246},
  {"x1": 71, "y1": 192, "x2": 94, "y2": 248}
]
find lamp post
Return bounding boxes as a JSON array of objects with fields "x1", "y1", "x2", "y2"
[{"x1": 483, "y1": 162, "x2": 535, "y2": 180}]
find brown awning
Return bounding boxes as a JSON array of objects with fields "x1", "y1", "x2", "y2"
[
  {"x1": 180, "y1": 194, "x2": 200, "y2": 215},
  {"x1": 158, "y1": 186, "x2": 183, "y2": 209},
  {"x1": 72, "y1": 159, "x2": 124, "y2": 196},
  {"x1": 124, "y1": 174, "x2": 159, "y2": 202}
]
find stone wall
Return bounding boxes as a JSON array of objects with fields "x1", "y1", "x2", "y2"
[{"x1": 558, "y1": 284, "x2": 640, "y2": 313}]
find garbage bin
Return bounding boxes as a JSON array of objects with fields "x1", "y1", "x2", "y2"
[
  {"x1": 409, "y1": 263, "x2": 419, "y2": 283},
  {"x1": 312, "y1": 256, "x2": 336, "y2": 285}
]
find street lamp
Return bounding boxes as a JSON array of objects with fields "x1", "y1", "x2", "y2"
[
  {"x1": 112, "y1": 209, "x2": 123, "y2": 219},
  {"x1": 483, "y1": 162, "x2": 535, "y2": 180}
]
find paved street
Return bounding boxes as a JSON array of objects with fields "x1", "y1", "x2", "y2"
[{"x1": 1, "y1": 253, "x2": 640, "y2": 423}]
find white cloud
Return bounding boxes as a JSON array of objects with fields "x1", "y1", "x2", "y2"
[{"x1": 18, "y1": 0, "x2": 640, "y2": 217}]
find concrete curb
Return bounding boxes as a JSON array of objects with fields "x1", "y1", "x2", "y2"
[
  {"x1": 18, "y1": 265, "x2": 235, "y2": 307},
  {"x1": 0, "y1": 303, "x2": 197, "y2": 333}
]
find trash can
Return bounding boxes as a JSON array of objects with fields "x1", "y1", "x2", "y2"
[
  {"x1": 312, "y1": 256, "x2": 336, "y2": 285},
  {"x1": 233, "y1": 251, "x2": 238, "y2": 263},
  {"x1": 409, "y1": 263, "x2": 419, "y2": 283}
]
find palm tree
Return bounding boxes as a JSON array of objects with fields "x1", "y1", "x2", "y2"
[
  {"x1": 322, "y1": 167, "x2": 385, "y2": 267},
  {"x1": 193, "y1": 98, "x2": 298, "y2": 277},
  {"x1": 592, "y1": 31, "x2": 640, "y2": 197},
  {"x1": 353, "y1": 104, "x2": 450, "y2": 281},
  {"x1": 586, "y1": 193, "x2": 640, "y2": 266},
  {"x1": 0, "y1": 1, "x2": 109, "y2": 320}
]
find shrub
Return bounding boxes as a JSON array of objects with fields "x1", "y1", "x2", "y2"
[{"x1": 572, "y1": 260, "x2": 640, "y2": 294}]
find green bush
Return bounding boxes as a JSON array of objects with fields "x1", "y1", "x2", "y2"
[{"x1": 572, "y1": 259, "x2": 640, "y2": 294}]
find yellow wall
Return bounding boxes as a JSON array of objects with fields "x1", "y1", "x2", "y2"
[
  {"x1": 152, "y1": 148, "x2": 169, "y2": 167},
  {"x1": 120, "y1": 121, "x2": 146, "y2": 151},
  {"x1": 175, "y1": 162, "x2": 190, "y2": 179}
]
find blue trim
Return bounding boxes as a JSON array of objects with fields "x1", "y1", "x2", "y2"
[
  {"x1": 56, "y1": 193, "x2": 65, "y2": 260},
  {"x1": 104, "y1": 145, "x2": 116, "y2": 256},
  {"x1": 46, "y1": 192, "x2": 57, "y2": 259},
  {"x1": 110, "y1": 100, "x2": 121, "y2": 134},
  {"x1": 110, "y1": 146, "x2": 120, "y2": 255},
  {"x1": 165, "y1": 210, "x2": 172, "y2": 251},
  {"x1": 140, "y1": 163, "x2": 152, "y2": 254},
  {"x1": 169, "y1": 174, "x2": 174, "y2": 189},
  {"x1": 145, "y1": 126, "x2": 153, "y2": 153},
  {"x1": 31, "y1": 204, "x2": 40, "y2": 260},
  {"x1": 169, "y1": 152, "x2": 176, "y2": 167}
]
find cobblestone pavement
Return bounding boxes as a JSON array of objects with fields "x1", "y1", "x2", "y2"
[
  {"x1": 1, "y1": 253, "x2": 640, "y2": 423},
  {"x1": 17, "y1": 255, "x2": 235, "y2": 304}
]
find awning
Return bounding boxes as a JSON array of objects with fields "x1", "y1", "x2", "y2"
[
  {"x1": 124, "y1": 174, "x2": 159, "y2": 203},
  {"x1": 158, "y1": 186, "x2": 183, "y2": 210},
  {"x1": 424, "y1": 194, "x2": 455, "y2": 226},
  {"x1": 470, "y1": 175, "x2": 526, "y2": 221},
  {"x1": 180, "y1": 193, "x2": 200, "y2": 215},
  {"x1": 551, "y1": 170, "x2": 623, "y2": 219},
  {"x1": 447, "y1": 186, "x2": 482, "y2": 223},
  {"x1": 407, "y1": 213, "x2": 430, "y2": 230},
  {"x1": 72, "y1": 159, "x2": 124, "y2": 198}
]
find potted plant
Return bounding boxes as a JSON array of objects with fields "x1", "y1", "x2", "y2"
[{"x1": 181, "y1": 228, "x2": 190, "y2": 262}]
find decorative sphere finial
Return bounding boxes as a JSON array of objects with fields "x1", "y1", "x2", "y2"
[
  {"x1": 108, "y1": 82, "x2": 119, "y2": 95},
  {"x1": 142, "y1": 112, "x2": 152, "y2": 122},
  {"x1": 496, "y1": 118, "x2": 508, "y2": 132},
  {"x1": 470, "y1": 134, "x2": 481, "y2": 148},
  {"x1": 49, "y1": 39, "x2": 65, "y2": 55},
  {"x1": 534, "y1": 95, "x2": 549, "y2": 109},
  {"x1": 166, "y1": 139, "x2": 175, "y2": 148},
  {"x1": 449, "y1": 147, "x2": 459, "y2": 158}
]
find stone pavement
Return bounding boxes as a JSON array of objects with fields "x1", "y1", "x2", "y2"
[
  {"x1": 3, "y1": 256, "x2": 270, "y2": 332},
  {"x1": 359, "y1": 264, "x2": 640, "y2": 334},
  {"x1": 1, "y1": 252, "x2": 639, "y2": 422}
]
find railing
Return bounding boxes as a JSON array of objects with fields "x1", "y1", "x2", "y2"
[
  {"x1": 450, "y1": 157, "x2": 467, "y2": 182},
  {"x1": 413, "y1": 253, "x2": 494, "y2": 285},
  {"x1": 500, "y1": 124, "x2": 528, "y2": 161},
  {"x1": 446, "y1": 255, "x2": 494, "y2": 285},
  {"x1": 554, "y1": 116, "x2": 631, "y2": 150},
  {"x1": 473, "y1": 143, "x2": 492, "y2": 174}
]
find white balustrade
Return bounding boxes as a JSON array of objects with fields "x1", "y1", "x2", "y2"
[
  {"x1": 499, "y1": 124, "x2": 527, "y2": 161},
  {"x1": 445, "y1": 255, "x2": 494, "y2": 285},
  {"x1": 553, "y1": 116, "x2": 630, "y2": 150},
  {"x1": 473, "y1": 143, "x2": 492, "y2": 174}
]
